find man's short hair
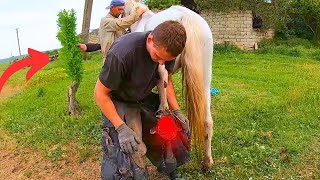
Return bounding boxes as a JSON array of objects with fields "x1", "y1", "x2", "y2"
[{"x1": 151, "y1": 21, "x2": 187, "y2": 57}]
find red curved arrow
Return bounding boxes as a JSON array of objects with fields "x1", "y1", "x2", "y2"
[{"x1": 0, "y1": 48, "x2": 49, "y2": 93}]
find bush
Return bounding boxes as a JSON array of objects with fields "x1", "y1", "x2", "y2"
[
  {"x1": 37, "y1": 88, "x2": 45, "y2": 98},
  {"x1": 258, "y1": 38, "x2": 312, "y2": 57},
  {"x1": 286, "y1": 47, "x2": 303, "y2": 57},
  {"x1": 214, "y1": 42, "x2": 242, "y2": 54},
  {"x1": 275, "y1": 0, "x2": 320, "y2": 44},
  {"x1": 57, "y1": 9, "x2": 83, "y2": 83},
  {"x1": 257, "y1": 39, "x2": 276, "y2": 54},
  {"x1": 144, "y1": 0, "x2": 180, "y2": 9},
  {"x1": 276, "y1": 38, "x2": 313, "y2": 49},
  {"x1": 45, "y1": 49, "x2": 59, "y2": 56},
  {"x1": 312, "y1": 50, "x2": 320, "y2": 61},
  {"x1": 266, "y1": 45, "x2": 303, "y2": 57}
]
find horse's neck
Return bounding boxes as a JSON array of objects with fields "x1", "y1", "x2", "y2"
[{"x1": 142, "y1": 10, "x2": 155, "y2": 19}]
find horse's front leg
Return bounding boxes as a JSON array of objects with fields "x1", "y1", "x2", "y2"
[{"x1": 157, "y1": 64, "x2": 169, "y2": 113}]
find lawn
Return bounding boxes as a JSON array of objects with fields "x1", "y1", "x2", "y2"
[{"x1": 0, "y1": 46, "x2": 320, "y2": 179}]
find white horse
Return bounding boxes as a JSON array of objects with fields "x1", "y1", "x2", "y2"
[{"x1": 124, "y1": 0, "x2": 214, "y2": 170}]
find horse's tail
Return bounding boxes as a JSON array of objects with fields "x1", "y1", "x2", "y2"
[{"x1": 179, "y1": 9, "x2": 206, "y2": 158}]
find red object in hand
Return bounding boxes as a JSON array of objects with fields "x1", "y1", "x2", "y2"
[{"x1": 155, "y1": 115, "x2": 179, "y2": 141}]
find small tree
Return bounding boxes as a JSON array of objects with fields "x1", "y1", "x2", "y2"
[
  {"x1": 57, "y1": 9, "x2": 83, "y2": 116},
  {"x1": 288, "y1": 0, "x2": 320, "y2": 44}
]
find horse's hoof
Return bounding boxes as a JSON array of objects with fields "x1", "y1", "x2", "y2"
[{"x1": 201, "y1": 157, "x2": 213, "y2": 172}]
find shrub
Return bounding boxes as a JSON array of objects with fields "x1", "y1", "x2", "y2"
[
  {"x1": 258, "y1": 38, "x2": 311, "y2": 57},
  {"x1": 57, "y1": 9, "x2": 83, "y2": 83},
  {"x1": 144, "y1": 0, "x2": 180, "y2": 9},
  {"x1": 37, "y1": 88, "x2": 45, "y2": 98},
  {"x1": 257, "y1": 39, "x2": 276, "y2": 54},
  {"x1": 312, "y1": 50, "x2": 320, "y2": 61},
  {"x1": 271, "y1": 45, "x2": 303, "y2": 57},
  {"x1": 287, "y1": 47, "x2": 303, "y2": 57},
  {"x1": 276, "y1": 38, "x2": 313, "y2": 49},
  {"x1": 214, "y1": 42, "x2": 242, "y2": 54}
]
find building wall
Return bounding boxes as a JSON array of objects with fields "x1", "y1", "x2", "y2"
[
  {"x1": 88, "y1": 10, "x2": 274, "y2": 50},
  {"x1": 201, "y1": 10, "x2": 274, "y2": 50},
  {"x1": 88, "y1": 29, "x2": 99, "y2": 44}
]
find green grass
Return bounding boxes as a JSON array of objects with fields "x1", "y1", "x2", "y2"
[
  {"x1": 0, "y1": 52, "x2": 102, "y2": 162},
  {"x1": 195, "y1": 50, "x2": 320, "y2": 178},
  {"x1": 1, "y1": 48, "x2": 320, "y2": 178}
]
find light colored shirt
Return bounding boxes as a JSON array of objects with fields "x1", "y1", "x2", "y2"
[{"x1": 99, "y1": 11, "x2": 140, "y2": 63}]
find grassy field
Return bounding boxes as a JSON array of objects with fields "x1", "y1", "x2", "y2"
[{"x1": 0, "y1": 44, "x2": 320, "y2": 179}]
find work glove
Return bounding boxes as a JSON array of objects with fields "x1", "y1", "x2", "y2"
[
  {"x1": 116, "y1": 123, "x2": 142, "y2": 154},
  {"x1": 172, "y1": 109, "x2": 190, "y2": 133}
]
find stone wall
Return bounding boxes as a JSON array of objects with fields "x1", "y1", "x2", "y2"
[
  {"x1": 201, "y1": 10, "x2": 274, "y2": 50},
  {"x1": 88, "y1": 29, "x2": 99, "y2": 44},
  {"x1": 88, "y1": 10, "x2": 274, "y2": 50}
]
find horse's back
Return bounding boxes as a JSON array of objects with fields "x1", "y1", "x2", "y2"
[
  {"x1": 144, "y1": 5, "x2": 214, "y2": 76},
  {"x1": 170, "y1": 6, "x2": 212, "y2": 40},
  {"x1": 144, "y1": 7, "x2": 183, "y2": 31},
  {"x1": 145, "y1": 6, "x2": 212, "y2": 40}
]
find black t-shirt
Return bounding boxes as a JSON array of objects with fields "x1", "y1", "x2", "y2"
[{"x1": 99, "y1": 31, "x2": 175, "y2": 102}]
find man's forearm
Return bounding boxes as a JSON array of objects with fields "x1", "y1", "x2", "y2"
[
  {"x1": 97, "y1": 94, "x2": 124, "y2": 128},
  {"x1": 115, "y1": 11, "x2": 140, "y2": 30},
  {"x1": 86, "y1": 43, "x2": 101, "y2": 52},
  {"x1": 94, "y1": 80, "x2": 124, "y2": 128}
]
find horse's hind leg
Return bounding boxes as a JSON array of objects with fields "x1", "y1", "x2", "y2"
[
  {"x1": 202, "y1": 84, "x2": 214, "y2": 171},
  {"x1": 202, "y1": 39, "x2": 214, "y2": 171},
  {"x1": 157, "y1": 64, "x2": 169, "y2": 112}
]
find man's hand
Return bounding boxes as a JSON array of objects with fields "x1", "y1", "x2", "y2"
[
  {"x1": 116, "y1": 123, "x2": 142, "y2": 154},
  {"x1": 77, "y1": 44, "x2": 87, "y2": 52},
  {"x1": 173, "y1": 109, "x2": 190, "y2": 133},
  {"x1": 136, "y1": 6, "x2": 148, "y2": 17}
]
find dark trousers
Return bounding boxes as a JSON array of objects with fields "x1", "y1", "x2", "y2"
[{"x1": 101, "y1": 93, "x2": 190, "y2": 180}]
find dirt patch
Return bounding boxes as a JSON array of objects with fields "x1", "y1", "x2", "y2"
[
  {"x1": 0, "y1": 85, "x2": 23, "y2": 101},
  {"x1": 0, "y1": 130, "x2": 168, "y2": 179},
  {"x1": 0, "y1": 130, "x2": 100, "y2": 180},
  {"x1": 274, "y1": 136, "x2": 320, "y2": 179},
  {"x1": 293, "y1": 138, "x2": 320, "y2": 179}
]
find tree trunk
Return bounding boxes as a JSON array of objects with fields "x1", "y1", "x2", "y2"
[
  {"x1": 66, "y1": 80, "x2": 81, "y2": 116},
  {"x1": 81, "y1": 0, "x2": 93, "y2": 61}
]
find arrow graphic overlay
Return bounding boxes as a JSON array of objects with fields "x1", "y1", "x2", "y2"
[{"x1": 0, "y1": 48, "x2": 49, "y2": 93}]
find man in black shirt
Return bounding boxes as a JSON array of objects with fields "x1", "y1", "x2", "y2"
[{"x1": 94, "y1": 20, "x2": 189, "y2": 180}]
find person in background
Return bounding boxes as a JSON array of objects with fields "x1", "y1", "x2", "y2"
[{"x1": 78, "y1": 0, "x2": 147, "y2": 62}]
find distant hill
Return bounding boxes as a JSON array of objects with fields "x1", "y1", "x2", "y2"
[
  {"x1": 0, "y1": 49, "x2": 60, "y2": 64},
  {"x1": 0, "y1": 55, "x2": 27, "y2": 64}
]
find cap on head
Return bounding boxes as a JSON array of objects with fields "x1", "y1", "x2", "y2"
[{"x1": 106, "y1": 0, "x2": 125, "y2": 9}]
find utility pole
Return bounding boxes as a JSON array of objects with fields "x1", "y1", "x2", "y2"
[
  {"x1": 15, "y1": 28, "x2": 22, "y2": 57},
  {"x1": 81, "y1": 0, "x2": 93, "y2": 60}
]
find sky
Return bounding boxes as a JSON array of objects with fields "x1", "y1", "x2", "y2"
[{"x1": 0, "y1": 0, "x2": 111, "y2": 59}]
